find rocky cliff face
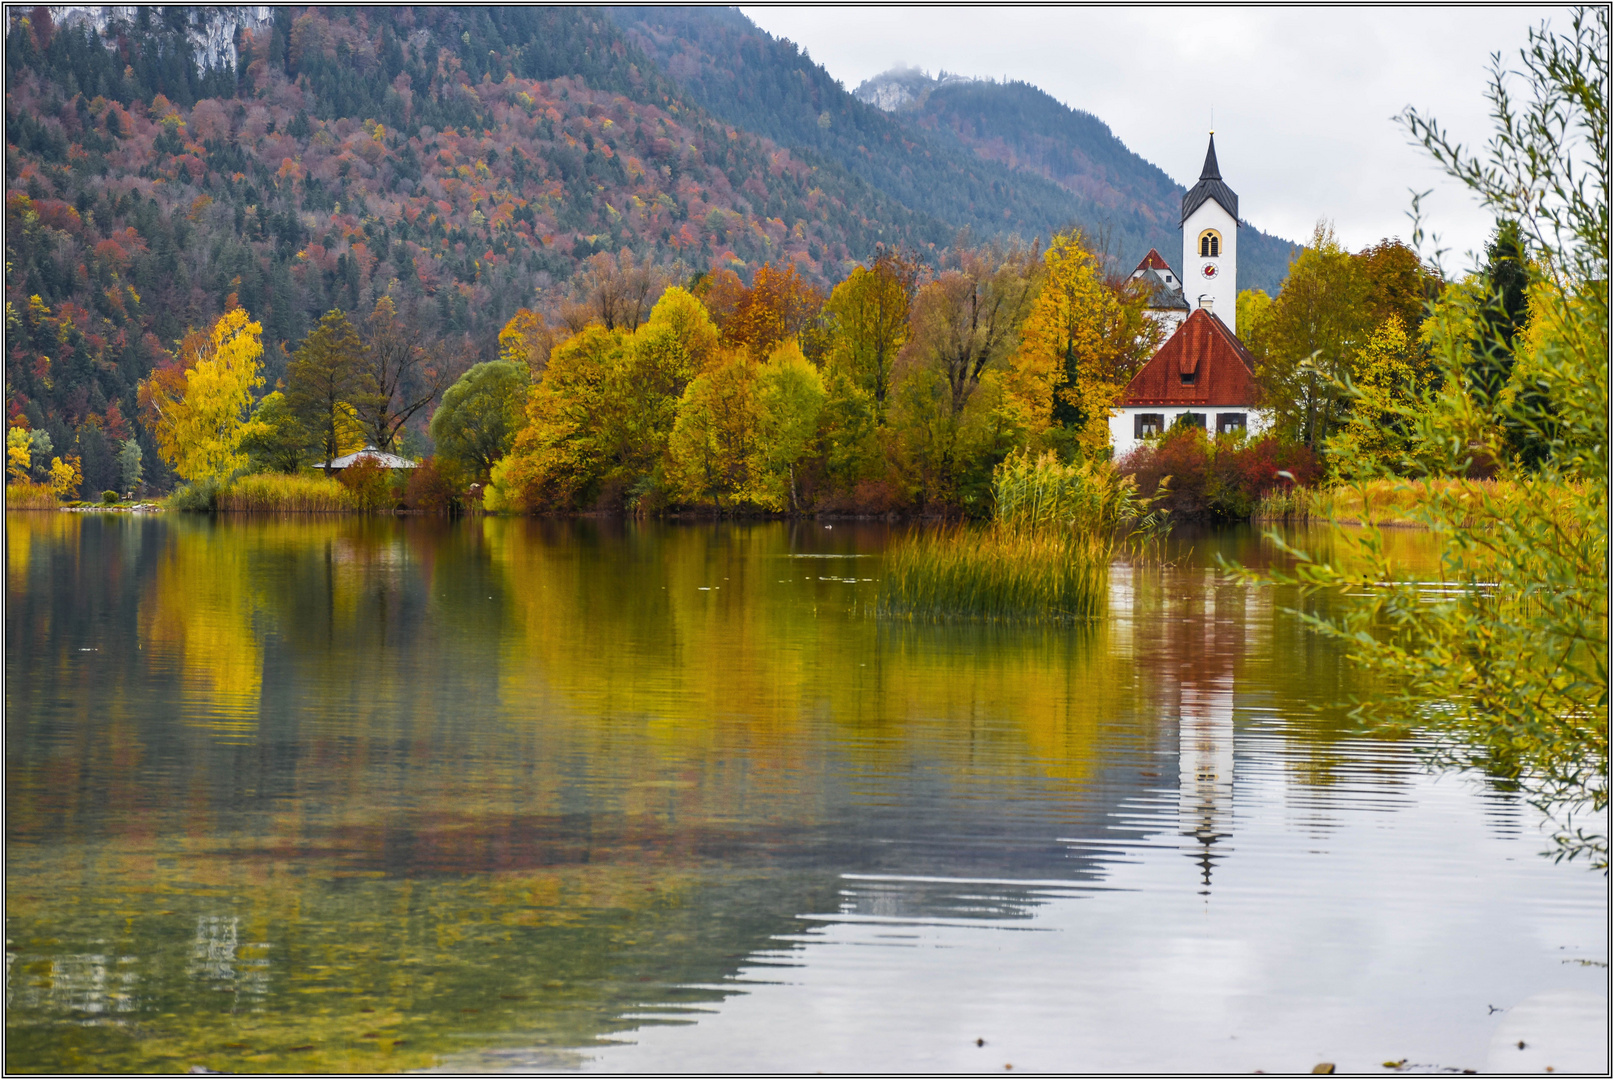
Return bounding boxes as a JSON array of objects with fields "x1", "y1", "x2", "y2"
[
  {"x1": 19, "y1": 5, "x2": 272, "y2": 71},
  {"x1": 852, "y1": 67, "x2": 982, "y2": 113}
]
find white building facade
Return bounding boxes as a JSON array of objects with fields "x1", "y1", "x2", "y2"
[{"x1": 1110, "y1": 135, "x2": 1271, "y2": 456}]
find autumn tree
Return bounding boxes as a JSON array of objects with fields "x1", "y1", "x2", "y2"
[
  {"x1": 1016, "y1": 230, "x2": 1162, "y2": 454},
  {"x1": 666, "y1": 353, "x2": 763, "y2": 511},
  {"x1": 557, "y1": 249, "x2": 675, "y2": 333},
  {"x1": 286, "y1": 310, "x2": 372, "y2": 476},
  {"x1": 429, "y1": 361, "x2": 531, "y2": 481},
  {"x1": 703, "y1": 262, "x2": 825, "y2": 360},
  {"x1": 238, "y1": 391, "x2": 313, "y2": 474},
  {"x1": 492, "y1": 288, "x2": 722, "y2": 512},
  {"x1": 357, "y1": 297, "x2": 447, "y2": 453},
  {"x1": 753, "y1": 342, "x2": 828, "y2": 512},
  {"x1": 823, "y1": 249, "x2": 918, "y2": 424},
  {"x1": 499, "y1": 308, "x2": 555, "y2": 377},
  {"x1": 139, "y1": 306, "x2": 266, "y2": 485},
  {"x1": 1324, "y1": 315, "x2": 1426, "y2": 474},
  {"x1": 1251, "y1": 221, "x2": 1372, "y2": 448},
  {"x1": 903, "y1": 239, "x2": 1042, "y2": 421},
  {"x1": 7, "y1": 427, "x2": 34, "y2": 482}
]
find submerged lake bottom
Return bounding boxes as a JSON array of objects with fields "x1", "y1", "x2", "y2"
[{"x1": 5, "y1": 513, "x2": 1607, "y2": 1073}]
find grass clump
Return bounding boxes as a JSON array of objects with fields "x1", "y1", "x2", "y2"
[
  {"x1": 878, "y1": 526, "x2": 1107, "y2": 623},
  {"x1": 878, "y1": 452, "x2": 1131, "y2": 623},
  {"x1": 216, "y1": 473, "x2": 357, "y2": 512},
  {"x1": 5, "y1": 482, "x2": 59, "y2": 509}
]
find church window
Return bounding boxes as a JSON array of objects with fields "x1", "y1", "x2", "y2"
[{"x1": 1198, "y1": 229, "x2": 1221, "y2": 258}]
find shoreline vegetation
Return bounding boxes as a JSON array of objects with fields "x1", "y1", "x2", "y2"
[
  {"x1": 1251, "y1": 477, "x2": 1586, "y2": 528},
  {"x1": 6, "y1": 472, "x2": 1587, "y2": 532},
  {"x1": 876, "y1": 451, "x2": 1142, "y2": 623}
]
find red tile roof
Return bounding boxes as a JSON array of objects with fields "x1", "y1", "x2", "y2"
[
  {"x1": 1119, "y1": 308, "x2": 1260, "y2": 407},
  {"x1": 1134, "y1": 248, "x2": 1172, "y2": 273}
]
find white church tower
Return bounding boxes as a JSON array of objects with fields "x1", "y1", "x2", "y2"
[{"x1": 1181, "y1": 134, "x2": 1239, "y2": 336}]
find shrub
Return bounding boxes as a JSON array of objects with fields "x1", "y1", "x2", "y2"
[
  {"x1": 5, "y1": 481, "x2": 59, "y2": 509},
  {"x1": 168, "y1": 475, "x2": 228, "y2": 512},
  {"x1": 101, "y1": 490, "x2": 119, "y2": 505},
  {"x1": 337, "y1": 458, "x2": 393, "y2": 512},
  {"x1": 216, "y1": 473, "x2": 356, "y2": 512},
  {"x1": 404, "y1": 457, "x2": 466, "y2": 515},
  {"x1": 1118, "y1": 430, "x2": 1320, "y2": 522}
]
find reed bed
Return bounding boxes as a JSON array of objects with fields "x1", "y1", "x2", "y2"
[
  {"x1": 5, "y1": 482, "x2": 59, "y2": 509},
  {"x1": 215, "y1": 473, "x2": 357, "y2": 513},
  {"x1": 878, "y1": 526, "x2": 1108, "y2": 623},
  {"x1": 878, "y1": 452, "x2": 1125, "y2": 623},
  {"x1": 1253, "y1": 477, "x2": 1582, "y2": 527},
  {"x1": 993, "y1": 451, "x2": 1132, "y2": 535}
]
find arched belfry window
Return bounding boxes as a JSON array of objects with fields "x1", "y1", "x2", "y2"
[{"x1": 1198, "y1": 229, "x2": 1222, "y2": 258}]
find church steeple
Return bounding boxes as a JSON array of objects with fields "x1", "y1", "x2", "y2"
[
  {"x1": 1180, "y1": 133, "x2": 1239, "y2": 335},
  {"x1": 1199, "y1": 133, "x2": 1222, "y2": 181},
  {"x1": 1180, "y1": 133, "x2": 1238, "y2": 226}
]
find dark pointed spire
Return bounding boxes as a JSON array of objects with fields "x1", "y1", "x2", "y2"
[
  {"x1": 1200, "y1": 133, "x2": 1221, "y2": 181},
  {"x1": 1181, "y1": 133, "x2": 1238, "y2": 227}
]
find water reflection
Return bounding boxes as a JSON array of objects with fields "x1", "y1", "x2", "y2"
[{"x1": 6, "y1": 514, "x2": 1604, "y2": 1074}]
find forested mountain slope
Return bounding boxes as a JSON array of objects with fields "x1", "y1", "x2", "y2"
[{"x1": 3, "y1": 5, "x2": 947, "y2": 492}]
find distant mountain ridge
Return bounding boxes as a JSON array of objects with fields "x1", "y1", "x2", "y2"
[
  {"x1": 851, "y1": 66, "x2": 1297, "y2": 290},
  {"x1": 611, "y1": 9, "x2": 1295, "y2": 290},
  {"x1": 610, "y1": 6, "x2": 1098, "y2": 255}
]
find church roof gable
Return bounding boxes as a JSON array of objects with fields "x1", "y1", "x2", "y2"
[
  {"x1": 1134, "y1": 248, "x2": 1172, "y2": 273},
  {"x1": 1180, "y1": 134, "x2": 1240, "y2": 226},
  {"x1": 1119, "y1": 308, "x2": 1259, "y2": 407}
]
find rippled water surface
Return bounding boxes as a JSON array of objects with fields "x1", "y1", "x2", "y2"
[{"x1": 5, "y1": 513, "x2": 1606, "y2": 1073}]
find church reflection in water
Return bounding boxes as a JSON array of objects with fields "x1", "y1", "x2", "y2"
[{"x1": 1179, "y1": 676, "x2": 1235, "y2": 892}]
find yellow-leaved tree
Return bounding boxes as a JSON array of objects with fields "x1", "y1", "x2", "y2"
[
  {"x1": 140, "y1": 306, "x2": 265, "y2": 484},
  {"x1": 498, "y1": 307, "x2": 555, "y2": 377},
  {"x1": 1325, "y1": 314, "x2": 1425, "y2": 474},
  {"x1": 1014, "y1": 230, "x2": 1162, "y2": 455}
]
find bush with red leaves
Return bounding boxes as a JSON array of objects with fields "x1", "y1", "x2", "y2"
[
  {"x1": 404, "y1": 457, "x2": 466, "y2": 515},
  {"x1": 1118, "y1": 429, "x2": 1320, "y2": 521}
]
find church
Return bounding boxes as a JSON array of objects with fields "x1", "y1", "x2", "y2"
[{"x1": 1108, "y1": 136, "x2": 1271, "y2": 457}]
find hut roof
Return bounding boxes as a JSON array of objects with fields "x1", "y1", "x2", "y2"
[{"x1": 316, "y1": 446, "x2": 419, "y2": 470}]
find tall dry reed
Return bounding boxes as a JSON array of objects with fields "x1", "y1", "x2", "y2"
[
  {"x1": 5, "y1": 482, "x2": 59, "y2": 510},
  {"x1": 216, "y1": 473, "x2": 357, "y2": 513},
  {"x1": 878, "y1": 526, "x2": 1107, "y2": 623},
  {"x1": 878, "y1": 452, "x2": 1129, "y2": 623}
]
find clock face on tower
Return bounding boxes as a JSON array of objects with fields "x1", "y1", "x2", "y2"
[{"x1": 1200, "y1": 263, "x2": 1219, "y2": 280}]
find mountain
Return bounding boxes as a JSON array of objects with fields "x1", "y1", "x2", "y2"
[
  {"x1": 609, "y1": 9, "x2": 1296, "y2": 292},
  {"x1": 610, "y1": 6, "x2": 1098, "y2": 252},
  {"x1": 850, "y1": 68, "x2": 1298, "y2": 291},
  {"x1": 5, "y1": 4, "x2": 1298, "y2": 501},
  {"x1": 3, "y1": 5, "x2": 953, "y2": 492}
]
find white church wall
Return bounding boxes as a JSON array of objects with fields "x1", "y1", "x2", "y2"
[{"x1": 1109, "y1": 406, "x2": 1273, "y2": 459}]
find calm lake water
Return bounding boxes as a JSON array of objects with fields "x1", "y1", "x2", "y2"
[{"x1": 5, "y1": 512, "x2": 1606, "y2": 1073}]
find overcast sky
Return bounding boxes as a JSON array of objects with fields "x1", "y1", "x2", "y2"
[{"x1": 740, "y1": 6, "x2": 1566, "y2": 275}]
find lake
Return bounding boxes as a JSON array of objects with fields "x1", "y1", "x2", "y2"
[{"x1": 5, "y1": 512, "x2": 1606, "y2": 1073}]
